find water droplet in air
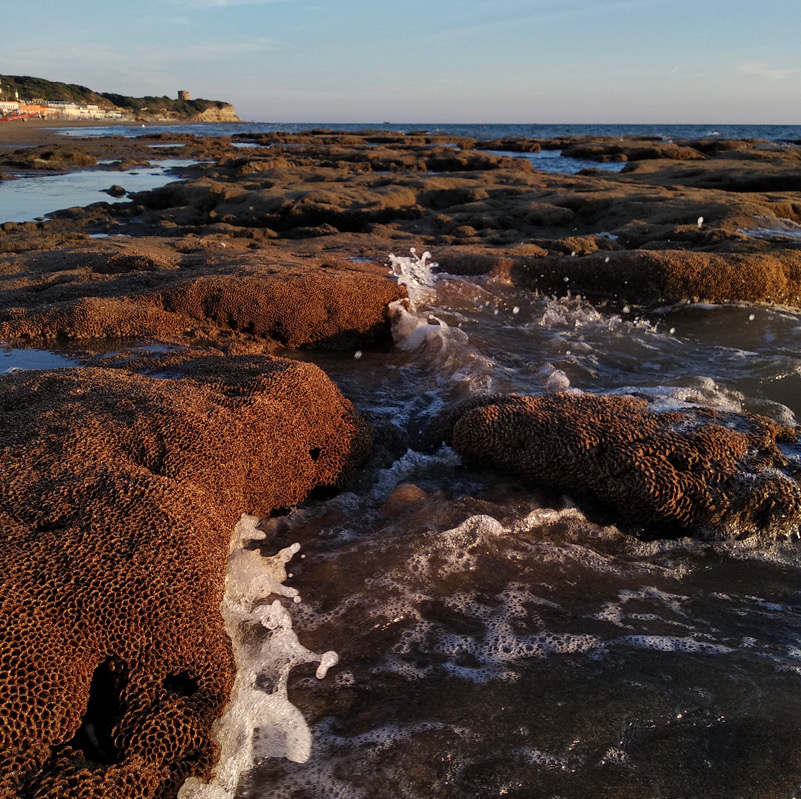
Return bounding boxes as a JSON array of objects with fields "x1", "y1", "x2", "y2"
[{"x1": 354, "y1": 350, "x2": 363, "y2": 359}]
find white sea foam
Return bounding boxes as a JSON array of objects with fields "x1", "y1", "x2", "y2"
[
  {"x1": 369, "y1": 446, "x2": 460, "y2": 505},
  {"x1": 616, "y1": 634, "x2": 734, "y2": 655},
  {"x1": 386, "y1": 249, "x2": 497, "y2": 401},
  {"x1": 257, "y1": 719, "x2": 465, "y2": 799},
  {"x1": 179, "y1": 514, "x2": 337, "y2": 798},
  {"x1": 739, "y1": 215, "x2": 801, "y2": 240},
  {"x1": 609, "y1": 382, "x2": 747, "y2": 414},
  {"x1": 391, "y1": 303, "x2": 465, "y2": 353},
  {"x1": 387, "y1": 248, "x2": 438, "y2": 310}
]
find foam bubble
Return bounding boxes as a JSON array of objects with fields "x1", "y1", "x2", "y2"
[
  {"x1": 179, "y1": 514, "x2": 338, "y2": 798},
  {"x1": 387, "y1": 248, "x2": 438, "y2": 310},
  {"x1": 545, "y1": 369, "x2": 571, "y2": 392},
  {"x1": 390, "y1": 303, "x2": 463, "y2": 353},
  {"x1": 617, "y1": 634, "x2": 734, "y2": 655}
]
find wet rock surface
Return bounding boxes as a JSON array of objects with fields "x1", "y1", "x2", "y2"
[
  {"x1": 2, "y1": 126, "x2": 801, "y2": 797},
  {"x1": 0, "y1": 240, "x2": 404, "y2": 348},
  {"x1": 3, "y1": 129, "x2": 801, "y2": 309},
  {"x1": 434, "y1": 392, "x2": 801, "y2": 540},
  {"x1": 0, "y1": 354, "x2": 371, "y2": 798}
]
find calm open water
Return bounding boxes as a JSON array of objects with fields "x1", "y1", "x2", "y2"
[{"x1": 56, "y1": 121, "x2": 801, "y2": 143}]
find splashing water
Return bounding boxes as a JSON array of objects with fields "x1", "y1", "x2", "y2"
[
  {"x1": 227, "y1": 247, "x2": 801, "y2": 798},
  {"x1": 387, "y1": 248, "x2": 438, "y2": 310},
  {"x1": 179, "y1": 514, "x2": 337, "y2": 798}
]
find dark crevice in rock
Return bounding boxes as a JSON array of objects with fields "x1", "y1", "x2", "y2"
[
  {"x1": 163, "y1": 670, "x2": 199, "y2": 698},
  {"x1": 67, "y1": 656, "x2": 128, "y2": 766}
]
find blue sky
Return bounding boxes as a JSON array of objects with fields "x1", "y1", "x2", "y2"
[{"x1": 3, "y1": 0, "x2": 800, "y2": 123}]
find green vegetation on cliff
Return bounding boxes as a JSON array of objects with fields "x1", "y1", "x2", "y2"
[
  {"x1": 0, "y1": 74, "x2": 237, "y2": 120},
  {"x1": 0, "y1": 75, "x2": 107, "y2": 105}
]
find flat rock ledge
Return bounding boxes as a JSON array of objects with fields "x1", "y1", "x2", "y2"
[
  {"x1": 432, "y1": 392, "x2": 801, "y2": 540},
  {"x1": 0, "y1": 243, "x2": 406, "y2": 349},
  {"x1": 0, "y1": 355, "x2": 371, "y2": 798}
]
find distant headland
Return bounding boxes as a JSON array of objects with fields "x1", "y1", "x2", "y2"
[{"x1": 0, "y1": 74, "x2": 240, "y2": 123}]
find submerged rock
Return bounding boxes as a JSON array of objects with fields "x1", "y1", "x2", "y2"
[
  {"x1": 0, "y1": 355, "x2": 372, "y2": 798},
  {"x1": 103, "y1": 184, "x2": 127, "y2": 198},
  {"x1": 435, "y1": 392, "x2": 801, "y2": 540}
]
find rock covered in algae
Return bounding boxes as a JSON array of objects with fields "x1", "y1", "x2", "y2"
[
  {"x1": 435, "y1": 392, "x2": 801, "y2": 539},
  {"x1": 0, "y1": 354, "x2": 372, "y2": 798}
]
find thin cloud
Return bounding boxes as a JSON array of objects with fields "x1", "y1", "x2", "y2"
[
  {"x1": 737, "y1": 62, "x2": 794, "y2": 81},
  {"x1": 164, "y1": 36, "x2": 280, "y2": 59},
  {"x1": 175, "y1": 0, "x2": 299, "y2": 8}
]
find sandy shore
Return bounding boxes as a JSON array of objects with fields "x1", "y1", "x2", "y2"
[{"x1": 0, "y1": 117, "x2": 159, "y2": 149}]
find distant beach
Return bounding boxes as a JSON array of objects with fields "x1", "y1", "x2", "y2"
[{"x1": 0, "y1": 116, "x2": 153, "y2": 148}]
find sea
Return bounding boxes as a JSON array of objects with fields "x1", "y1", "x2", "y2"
[
  {"x1": 54, "y1": 121, "x2": 801, "y2": 143},
  {"x1": 3, "y1": 123, "x2": 801, "y2": 798}
]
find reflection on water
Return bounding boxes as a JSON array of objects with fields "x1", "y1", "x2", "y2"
[
  {"x1": 486, "y1": 148, "x2": 628, "y2": 175},
  {"x1": 1, "y1": 241, "x2": 800, "y2": 796},
  {"x1": 0, "y1": 159, "x2": 196, "y2": 223},
  {"x1": 0, "y1": 347, "x2": 81, "y2": 373},
  {"x1": 244, "y1": 468, "x2": 801, "y2": 799},
  {"x1": 740, "y1": 215, "x2": 801, "y2": 241}
]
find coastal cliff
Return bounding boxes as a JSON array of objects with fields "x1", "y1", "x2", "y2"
[
  {"x1": 185, "y1": 103, "x2": 240, "y2": 123},
  {"x1": 0, "y1": 74, "x2": 240, "y2": 122}
]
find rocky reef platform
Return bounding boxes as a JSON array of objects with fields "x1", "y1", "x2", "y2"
[{"x1": 1, "y1": 125, "x2": 800, "y2": 797}]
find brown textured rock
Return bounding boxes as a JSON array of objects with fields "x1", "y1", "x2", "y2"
[
  {"x1": 1, "y1": 146, "x2": 98, "y2": 171},
  {"x1": 559, "y1": 138, "x2": 705, "y2": 163},
  {"x1": 0, "y1": 241, "x2": 405, "y2": 349},
  {"x1": 158, "y1": 269, "x2": 406, "y2": 349},
  {"x1": 0, "y1": 354, "x2": 372, "y2": 798},
  {"x1": 436, "y1": 392, "x2": 801, "y2": 538},
  {"x1": 0, "y1": 296, "x2": 189, "y2": 340},
  {"x1": 506, "y1": 248, "x2": 801, "y2": 306},
  {"x1": 2, "y1": 128, "x2": 791, "y2": 313}
]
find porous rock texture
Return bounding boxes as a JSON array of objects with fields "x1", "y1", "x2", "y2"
[
  {"x1": 502, "y1": 249, "x2": 801, "y2": 306},
  {"x1": 5, "y1": 130, "x2": 801, "y2": 310},
  {"x1": 0, "y1": 354, "x2": 372, "y2": 798},
  {"x1": 0, "y1": 241, "x2": 405, "y2": 349},
  {"x1": 158, "y1": 270, "x2": 405, "y2": 349},
  {"x1": 435, "y1": 392, "x2": 801, "y2": 539}
]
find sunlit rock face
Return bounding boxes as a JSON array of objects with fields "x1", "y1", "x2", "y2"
[
  {"x1": 436, "y1": 392, "x2": 801, "y2": 540},
  {"x1": 0, "y1": 355, "x2": 371, "y2": 798}
]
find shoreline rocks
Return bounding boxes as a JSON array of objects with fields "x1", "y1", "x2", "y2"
[
  {"x1": 0, "y1": 355, "x2": 371, "y2": 798},
  {"x1": 433, "y1": 392, "x2": 801, "y2": 540},
  {"x1": 0, "y1": 241, "x2": 405, "y2": 349},
  {"x1": 2, "y1": 128, "x2": 794, "y2": 310},
  {"x1": 2, "y1": 127, "x2": 801, "y2": 797}
]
